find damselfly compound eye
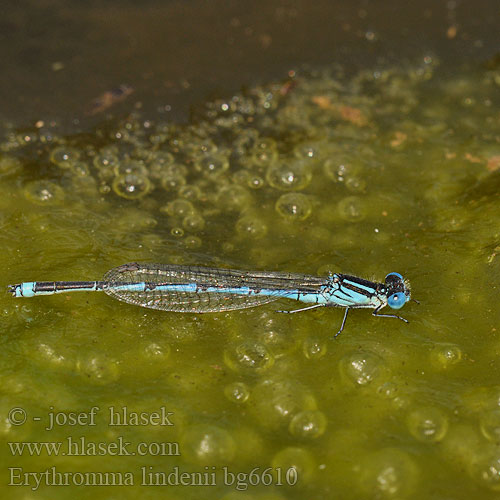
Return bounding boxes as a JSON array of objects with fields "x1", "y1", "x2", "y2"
[
  {"x1": 385, "y1": 272, "x2": 403, "y2": 282},
  {"x1": 388, "y1": 292, "x2": 406, "y2": 310}
]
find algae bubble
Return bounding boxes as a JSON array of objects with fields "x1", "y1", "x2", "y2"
[
  {"x1": 0, "y1": 155, "x2": 22, "y2": 175},
  {"x1": 271, "y1": 447, "x2": 316, "y2": 483},
  {"x1": 288, "y1": 409, "x2": 328, "y2": 439},
  {"x1": 235, "y1": 215, "x2": 268, "y2": 239},
  {"x1": 24, "y1": 180, "x2": 65, "y2": 205},
  {"x1": 112, "y1": 173, "x2": 151, "y2": 199},
  {"x1": 223, "y1": 340, "x2": 275, "y2": 375},
  {"x1": 248, "y1": 378, "x2": 317, "y2": 431},
  {"x1": 337, "y1": 195, "x2": 366, "y2": 222},
  {"x1": 50, "y1": 146, "x2": 80, "y2": 168},
  {"x1": 181, "y1": 424, "x2": 236, "y2": 465},
  {"x1": 224, "y1": 382, "x2": 250, "y2": 404},
  {"x1": 275, "y1": 192, "x2": 312, "y2": 221},
  {"x1": 339, "y1": 350, "x2": 388, "y2": 388},
  {"x1": 406, "y1": 406, "x2": 449, "y2": 443},
  {"x1": 302, "y1": 337, "x2": 328, "y2": 360},
  {"x1": 266, "y1": 159, "x2": 312, "y2": 191},
  {"x1": 357, "y1": 448, "x2": 418, "y2": 498}
]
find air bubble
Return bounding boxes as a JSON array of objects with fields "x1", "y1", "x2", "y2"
[
  {"x1": 183, "y1": 213, "x2": 205, "y2": 232},
  {"x1": 112, "y1": 173, "x2": 151, "y2": 199},
  {"x1": 480, "y1": 410, "x2": 500, "y2": 442},
  {"x1": 358, "y1": 448, "x2": 418, "y2": 498},
  {"x1": 217, "y1": 185, "x2": 251, "y2": 211},
  {"x1": 275, "y1": 193, "x2": 312, "y2": 221},
  {"x1": 337, "y1": 196, "x2": 366, "y2": 222},
  {"x1": 161, "y1": 172, "x2": 186, "y2": 192},
  {"x1": 302, "y1": 337, "x2": 327, "y2": 360},
  {"x1": 114, "y1": 160, "x2": 148, "y2": 177},
  {"x1": 162, "y1": 199, "x2": 195, "y2": 217},
  {"x1": 171, "y1": 227, "x2": 184, "y2": 237},
  {"x1": 251, "y1": 138, "x2": 278, "y2": 167},
  {"x1": 184, "y1": 235, "x2": 202, "y2": 248},
  {"x1": 224, "y1": 382, "x2": 250, "y2": 404},
  {"x1": 406, "y1": 406, "x2": 448, "y2": 442},
  {"x1": 182, "y1": 425, "x2": 236, "y2": 465},
  {"x1": 224, "y1": 341, "x2": 275, "y2": 374},
  {"x1": 178, "y1": 185, "x2": 201, "y2": 201},
  {"x1": 24, "y1": 180, "x2": 64, "y2": 205},
  {"x1": 50, "y1": 146, "x2": 80, "y2": 168},
  {"x1": 194, "y1": 154, "x2": 229, "y2": 176},
  {"x1": 289, "y1": 410, "x2": 327, "y2": 439},
  {"x1": 235, "y1": 215, "x2": 267, "y2": 239},
  {"x1": 339, "y1": 350, "x2": 387, "y2": 387},
  {"x1": 0, "y1": 156, "x2": 22, "y2": 175},
  {"x1": 249, "y1": 378, "x2": 316, "y2": 431},
  {"x1": 72, "y1": 161, "x2": 90, "y2": 177},
  {"x1": 271, "y1": 447, "x2": 316, "y2": 483},
  {"x1": 267, "y1": 159, "x2": 312, "y2": 191}
]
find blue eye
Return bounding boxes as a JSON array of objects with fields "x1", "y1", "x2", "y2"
[
  {"x1": 385, "y1": 272, "x2": 403, "y2": 282},
  {"x1": 388, "y1": 292, "x2": 406, "y2": 309}
]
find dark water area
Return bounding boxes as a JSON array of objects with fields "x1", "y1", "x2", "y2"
[{"x1": 1, "y1": 0, "x2": 498, "y2": 128}]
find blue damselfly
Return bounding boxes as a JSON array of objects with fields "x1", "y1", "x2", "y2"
[{"x1": 9, "y1": 262, "x2": 413, "y2": 337}]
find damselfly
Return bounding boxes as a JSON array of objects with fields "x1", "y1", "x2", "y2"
[{"x1": 9, "y1": 262, "x2": 413, "y2": 337}]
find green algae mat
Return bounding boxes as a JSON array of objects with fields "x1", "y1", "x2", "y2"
[{"x1": 1, "y1": 59, "x2": 500, "y2": 499}]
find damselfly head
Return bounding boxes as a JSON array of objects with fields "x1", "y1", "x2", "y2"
[{"x1": 384, "y1": 272, "x2": 411, "y2": 310}]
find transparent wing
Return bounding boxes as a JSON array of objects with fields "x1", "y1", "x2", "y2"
[{"x1": 103, "y1": 262, "x2": 327, "y2": 313}]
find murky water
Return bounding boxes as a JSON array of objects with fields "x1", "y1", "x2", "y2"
[{"x1": 1, "y1": 54, "x2": 499, "y2": 499}]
